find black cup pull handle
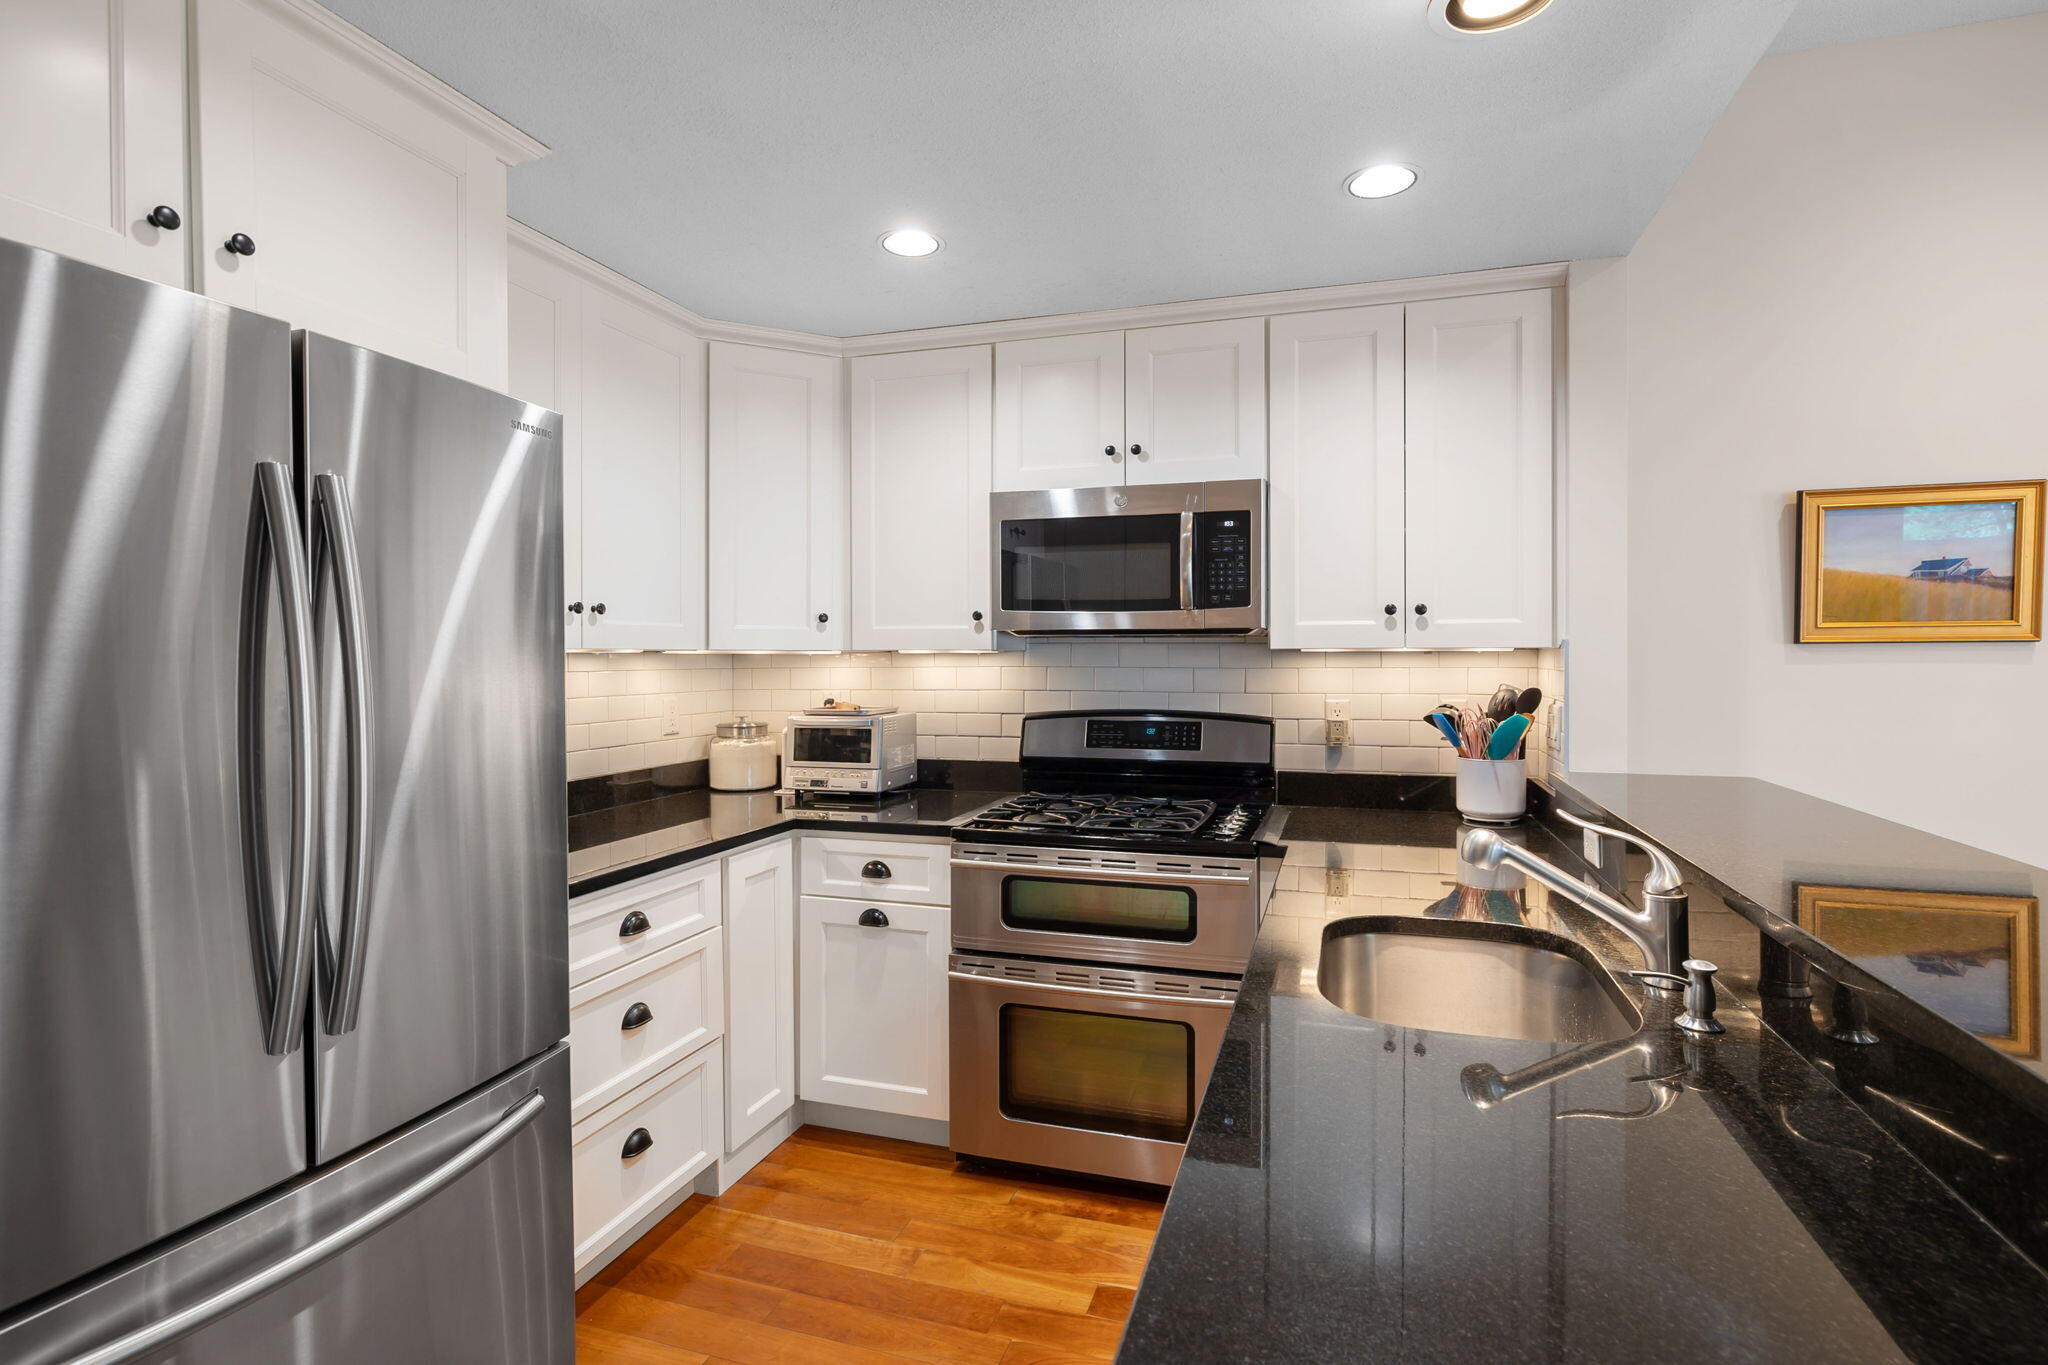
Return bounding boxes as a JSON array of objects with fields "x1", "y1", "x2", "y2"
[
  {"x1": 618, "y1": 910, "x2": 650, "y2": 938},
  {"x1": 620, "y1": 1128, "x2": 653, "y2": 1160},
  {"x1": 224, "y1": 232, "x2": 256, "y2": 256},
  {"x1": 146, "y1": 205, "x2": 182, "y2": 231},
  {"x1": 858, "y1": 908, "x2": 890, "y2": 928},
  {"x1": 620, "y1": 1001, "x2": 653, "y2": 1031},
  {"x1": 860, "y1": 860, "x2": 892, "y2": 880}
]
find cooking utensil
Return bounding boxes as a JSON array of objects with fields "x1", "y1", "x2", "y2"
[
  {"x1": 1484, "y1": 684, "x2": 1520, "y2": 722},
  {"x1": 1425, "y1": 712, "x2": 1462, "y2": 747},
  {"x1": 1487, "y1": 713, "x2": 1532, "y2": 760}
]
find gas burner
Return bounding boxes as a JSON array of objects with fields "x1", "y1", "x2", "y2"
[{"x1": 963, "y1": 789, "x2": 1267, "y2": 847}]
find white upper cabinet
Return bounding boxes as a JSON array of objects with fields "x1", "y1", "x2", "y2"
[
  {"x1": 1404, "y1": 289, "x2": 1555, "y2": 649},
  {"x1": 509, "y1": 230, "x2": 708, "y2": 652},
  {"x1": 1269, "y1": 305, "x2": 1407, "y2": 649},
  {"x1": 993, "y1": 321, "x2": 1265, "y2": 490},
  {"x1": 992, "y1": 332, "x2": 1125, "y2": 491},
  {"x1": 1123, "y1": 317, "x2": 1267, "y2": 486},
  {"x1": 0, "y1": 2, "x2": 190, "y2": 286},
  {"x1": 506, "y1": 239, "x2": 584, "y2": 646},
  {"x1": 850, "y1": 346, "x2": 994, "y2": 650},
  {"x1": 190, "y1": 0, "x2": 538, "y2": 388},
  {"x1": 708, "y1": 343, "x2": 846, "y2": 651}
]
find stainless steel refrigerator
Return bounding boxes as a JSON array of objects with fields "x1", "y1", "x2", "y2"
[{"x1": 0, "y1": 238, "x2": 572, "y2": 1362}]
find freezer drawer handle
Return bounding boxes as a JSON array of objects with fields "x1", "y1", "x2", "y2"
[
  {"x1": 311, "y1": 472, "x2": 374, "y2": 1035},
  {"x1": 65, "y1": 1091, "x2": 546, "y2": 1365},
  {"x1": 620, "y1": 1001, "x2": 654, "y2": 1032},
  {"x1": 239, "y1": 461, "x2": 319, "y2": 1058},
  {"x1": 619, "y1": 910, "x2": 652, "y2": 938},
  {"x1": 621, "y1": 1127, "x2": 654, "y2": 1160}
]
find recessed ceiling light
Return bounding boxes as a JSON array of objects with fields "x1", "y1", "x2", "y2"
[
  {"x1": 1345, "y1": 164, "x2": 1419, "y2": 199},
  {"x1": 1428, "y1": 0, "x2": 1554, "y2": 34},
  {"x1": 879, "y1": 228, "x2": 941, "y2": 257}
]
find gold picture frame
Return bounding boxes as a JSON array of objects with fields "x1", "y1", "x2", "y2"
[
  {"x1": 1796, "y1": 884, "x2": 2039, "y2": 1058},
  {"x1": 1796, "y1": 480, "x2": 2044, "y2": 642}
]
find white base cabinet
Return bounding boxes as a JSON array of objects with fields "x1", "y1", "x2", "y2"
[
  {"x1": 723, "y1": 840, "x2": 797, "y2": 1154},
  {"x1": 570, "y1": 1041, "x2": 722, "y2": 1273},
  {"x1": 798, "y1": 894, "x2": 949, "y2": 1122}
]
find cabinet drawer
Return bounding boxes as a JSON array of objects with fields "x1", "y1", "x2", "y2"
[
  {"x1": 570, "y1": 928, "x2": 723, "y2": 1123},
  {"x1": 568, "y1": 860, "x2": 722, "y2": 989},
  {"x1": 801, "y1": 835, "x2": 950, "y2": 905},
  {"x1": 571, "y1": 1041, "x2": 722, "y2": 1271}
]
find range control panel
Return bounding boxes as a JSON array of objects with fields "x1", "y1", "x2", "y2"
[
  {"x1": 1086, "y1": 718, "x2": 1202, "y2": 751},
  {"x1": 1197, "y1": 512, "x2": 1253, "y2": 609}
]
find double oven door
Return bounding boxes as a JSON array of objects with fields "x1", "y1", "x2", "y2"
[
  {"x1": 949, "y1": 955, "x2": 1235, "y2": 1186},
  {"x1": 949, "y1": 843, "x2": 1259, "y2": 974}
]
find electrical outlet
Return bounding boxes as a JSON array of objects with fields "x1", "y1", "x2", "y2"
[
  {"x1": 1326, "y1": 868, "x2": 1352, "y2": 897},
  {"x1": 1324, "y1": 698, "x2": 1350, "y2": 721},
  {"x1": 660, "y1": 696, "x2": 685, "y2": 737},
  {"x1": 1325, "y1": 718, "x2": 1350, "y2": 746}
]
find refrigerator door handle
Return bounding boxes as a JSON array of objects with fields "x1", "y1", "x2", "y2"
[
  {"x1": 311, "y1": 471, "x2": 374, "y2": 1035},
  {"x1": 240, "y1": 461, "x2": 319, "y2": 1057},
  {"x1": 63, "y1": 1091, "x2": 547, "y2": 1365}
]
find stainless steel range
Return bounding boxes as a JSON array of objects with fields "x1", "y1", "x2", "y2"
[{"x1": 948, "y1": 710, "x2": 1280, "y2": 1186}]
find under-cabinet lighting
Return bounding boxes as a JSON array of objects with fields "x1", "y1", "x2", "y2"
[
  {"x1": 1428, "y1": 0, "x2": 1554, "y2": 34},
  {"x1": 1345, "y1": 164, "x2": 1419, "y2": 199},
  {"x1": 880, "y1": 228, "x2": 942, "y2": 257}
]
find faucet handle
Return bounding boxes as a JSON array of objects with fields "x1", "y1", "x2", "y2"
[{"x1": 1557, "y1": 809, "x2": 1685, "y2": 896}]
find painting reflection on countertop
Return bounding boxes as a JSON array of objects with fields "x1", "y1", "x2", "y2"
[{"x1": 1797, "y1": 884, "x2": 2039, "y2": 1058}]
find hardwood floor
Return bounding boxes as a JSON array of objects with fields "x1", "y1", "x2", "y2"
[{"x1": 575, "y1": 1126, "x2": 1162, "y2": 1364}]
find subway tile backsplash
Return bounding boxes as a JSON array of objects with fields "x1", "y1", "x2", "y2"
[{"x1": 568, "y1": 641, "x2": 1564, "y2": 782}]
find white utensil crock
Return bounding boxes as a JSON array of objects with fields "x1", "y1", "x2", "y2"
[{"x1": 1456, "y1": 758, "x2": 1527, "y2": 825}]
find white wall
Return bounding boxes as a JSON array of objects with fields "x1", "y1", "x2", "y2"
[{"x1": 1612, "y1": 13, "x2": 2048, "y2": 864}]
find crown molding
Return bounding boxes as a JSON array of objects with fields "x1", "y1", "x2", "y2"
[
  {"x1": 511, "y1": 220, "x2": 1566, "y2": 359},
  {"x1": 837, "y1": 261, "x2": 1570, "y2": 355},
  {"x1": 247, "y1": 0, "x2": 549, "y2": 165}
]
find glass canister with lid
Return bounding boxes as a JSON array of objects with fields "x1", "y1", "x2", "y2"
[{"x1": 709, "y1": 716, "x2": 779, "y2": 791}]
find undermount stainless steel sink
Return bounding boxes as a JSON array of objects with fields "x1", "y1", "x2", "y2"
[{"x1": 1316, "y1": 917, "x2": 1641, "y2": 1044}]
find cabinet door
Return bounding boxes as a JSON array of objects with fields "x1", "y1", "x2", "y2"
[
  {"x1": 850, "y1": 346, "x2": 993, "y2": 650},
  {"x1": 708, "y1": 343, "x2": 846, "y2": 650},
  {"x1": 190, "y1": 0, "x2": 510, "y2": 386},
  {"x1": 1124, "y1": 317, "x2": 1267, "y2": 485},
  {"x1": 724, "y1": 840, "x2": 796, "y2": 1152},
  {"x1": 799, "y1": 896, "x2": 948, "y2": 1120},
  {"x1": 1404, "y1": 289, "x2": 1555, "y2": 648},
  {"x1": 1269, "y1": 306, "x2": 1406, "y2": 648},
  {"x1": 992, "y1": 332, "x2": 1125, "y2": 491},
  {"x1": 507, "y1": 238, "x2": 585, "y2": 647},
  {"x1": 0, "y1": 1, "x2": 188, "y2": 286},
  {"x1": 580, "y1": 289, "x2": 707, "y2": 650}
]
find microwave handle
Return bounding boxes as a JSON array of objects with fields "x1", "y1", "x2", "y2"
[{"x1": 1179, "y1": 510, "x2": 1196, "y2": 612}]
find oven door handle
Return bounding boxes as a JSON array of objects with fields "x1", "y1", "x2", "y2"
[
  {"x1": 949, "y1": 858, "x2": 1251, "y2": 886},
  {"x1": 948, "y1": 970, "x2": 1238, "y2": 1008}
]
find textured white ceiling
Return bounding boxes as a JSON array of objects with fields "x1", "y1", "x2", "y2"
[
  {"x1": 1768, "y1": 0, "x2": 2048, "y2": 51},
  {"x1": 314, "y1": 0, "x2": 2021, "y2": 336}
]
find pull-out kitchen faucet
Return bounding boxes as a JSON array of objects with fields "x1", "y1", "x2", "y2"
[{"x1": 1459, "y1": 818, "x2": 1690, "y2": 979}]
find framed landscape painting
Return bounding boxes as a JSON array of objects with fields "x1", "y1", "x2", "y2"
[
  {"x1": 1796, "y1": 884, "x2": 2039, "y2": 1058},
  {"x1": 1797, "y1": 480, "x2": 2044, "y2": 642}
]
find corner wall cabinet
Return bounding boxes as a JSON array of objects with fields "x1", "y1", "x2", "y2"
[
  {"x1": 508, "y1": 229, "x2": 708, "y2": 651},
  {"x1": 992, "y1": 318, "x2": 1267, "y2": 491},
  {"x1": 850, "y1": 346, "x2": 994, "y2": 650},
  {"x1": 1269, "y1": 289, "x2": 1555, "y2": 649},
  {"x1": 708, "y1": 342, "x2": 847, "y2": 651}
]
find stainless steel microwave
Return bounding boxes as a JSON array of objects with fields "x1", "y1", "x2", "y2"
[{"x1": 989, "y1": 479, "x2": 1265, "y2": 636}]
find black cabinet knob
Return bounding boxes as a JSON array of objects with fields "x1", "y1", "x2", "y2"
[
  {"x1": 858, "y1": 908, "x2": 890, "y2": 928},
  {"x1": 146, "y1": 205, "x2": 182, "y2": 231},
  {"x1": 567, "y1": 601, "x2": 584, "y2": 614},
  {"x1": 1383, "y1": 603, "x2": 1397, "y2": 617},
  {"x1": 620, "y1": 1001, "x2": 653, "y2": 1032},
  {"x1": 618, "y1": 910, "x2": 650, "y2": 938},
  {"x1": 589, "y1": 602, "x2": 606, "y2": 615},
  {"x1": 860, "y1": 860, "x2": 892, "y2": 880},
  {"x1": 817, "y1": 612, "x2": 829, "y2": 623},
  {"x1": 223, "y1": 232, "x2": 256, "y2": 257},
  {"x1": 1129, "y1": 443, "x2": 1144, "y2": 456},
  {"x1": 1414, "y1": 604, "x2": 1428, "y2": 616},
  {"x1": 620, "y1": 1127, "x2": 654, "y2": 1160},
  {"x1": 1104, "y1": 445, "x2": 1118, "y2": 459},
  {"x1": 971, "y1": 611, "x2": 984, "y2": 622}
]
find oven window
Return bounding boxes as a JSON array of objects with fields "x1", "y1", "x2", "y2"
[
  {"x1": 791, "y1": 726, "x2": 874, "y2": 765},
  {"x1": 999, "y1": 1005, "x2": 1194, "y2": 1143},
  {"x1": 1000, "y1": 514, "x2": 1182, "y2": 613},
  {"x1": 1002, "y1": 876, "x2": 1196, "y2": 942}
]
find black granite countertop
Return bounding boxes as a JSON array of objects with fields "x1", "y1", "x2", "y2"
[
  {"x1": 567, "y1": 785, "x2": 1006, "y2": 898},
  {"x1": 1119, "y1": 806, "x2": 2048, "y2": 1364}
]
